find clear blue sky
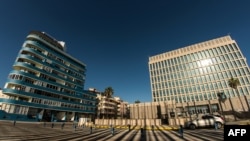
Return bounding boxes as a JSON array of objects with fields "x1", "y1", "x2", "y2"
[{"x1": 1, "y1": 0, "x2": 250, "y2": 103}]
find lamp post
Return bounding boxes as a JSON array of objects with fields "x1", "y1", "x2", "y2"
[
  {"x1": 187, "y1": 102, "x2": 192, "y2": 120},
  {"x1": 170, "y1": 99, "x2": 176, "y2": 125},
  {"x1": 136, "y1": 104, "x2": 139, "y2": 126},
  {"x1": 193, "y1": 99, "x2": 198, "y2": 118},
  {"x1": 144, "y1": 103, "x2": 146, "y2": 127}
]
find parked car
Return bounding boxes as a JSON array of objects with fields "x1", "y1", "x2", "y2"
[
  {"x1": 185, "y1": 114, "x2": 224, "y2": 130},
  {"x1": 213, "y1": 114, "x2": 224, "y2": 120}
]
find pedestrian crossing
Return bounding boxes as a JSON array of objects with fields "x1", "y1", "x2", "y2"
[{"x1": 0, "y1": 122, "x2": 224, "y2": 141}]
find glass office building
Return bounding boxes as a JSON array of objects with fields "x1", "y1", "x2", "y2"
[
  {"x1": 149, "y1": 35, "x2": 250, "y2": 114},
  {"x1": 0, "y1": 31, "x2": 96, "y2": 121}
]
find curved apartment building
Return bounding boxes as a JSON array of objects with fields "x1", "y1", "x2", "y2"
[{"x1": 0, "y1": 31, "x2": 96, "y2": 122}]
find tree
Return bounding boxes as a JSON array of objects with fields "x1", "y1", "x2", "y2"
[
  {"x1": 135, "y1": 100, "x2": 140, "y2": 103},
  {"x1": 104, "y1": 87, "x2": 114, "y2": 98},
  {"x1": 217, "y1": 92, "x2": 226, "y2": 120},
  {"x1": 228, "y1": 77, "x2": 240, "y2": 90},
  {"x1": 228, "y1": 77, "x2": 245, "y2": 112}
]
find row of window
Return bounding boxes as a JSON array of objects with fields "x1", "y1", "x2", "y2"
[
  {"x1": 99, "y1": 103, "x2": 118, "y2": 109},
  {"x1": 9, "y1": 74, "x2": 80, "y2": 96},
  {"x1": 6, "y1": 83, "x2": 96, "y2": 107},
  {"x1": 151, "y1": 58, "x2": 246, "y2": 78},
  {"x1": 25, "y1": 42, "x2": 84, "y2": 81},
  {"x1": 154, "y1": 84, "x2": 250, "y2": 99},
  {"x1": 30, "y1": 31, "x2": 64, "y2": 51},
  {"x1": 185, "y1": 105, "x2": 219, "y2": 115},
  {"x1": 150, "y1": 44, "x2": 240, "y2": 71},
  {"x1": 32, "y1": 98, "x2": 61, "y2": 106},
  {"x1": 18, "y1": 53, "x2": 84, "y2": 87},
  {"x1": 151, "y1": 63, "x2": 248, "y2": 84},
  {"x1": 153, "y1": 86, "x2": 250, "y2": 103},
  {"x1": 152, "y1": 73, "x2": 250, "y2": 93},
  {"x1": 32, "y1": 98, "x2": 94, "y2": 111},
  {"x1": 1, "y1": 104, "x2": 29, "y2": 115},
  {"x1": 47, "y1": 52, "x2": 84, "y2": 78},
  {"x1": 26, "y1": 33, "x2": 84, "y2": 69},
  {"x1": 25, "y1": 39, "x2": 84, "y2": 76}
]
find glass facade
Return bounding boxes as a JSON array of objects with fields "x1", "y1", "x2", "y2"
[
  {"x1": 149, "y1": 36, "x2": 250, "y2": 103},
  {"x1": 1, "y1": 31, "x2": 96, "y2": 121}
]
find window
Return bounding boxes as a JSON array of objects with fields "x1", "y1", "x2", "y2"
[
  {"x1": 236, "y1": 52, "x2": 242, "y2": 58},
  {"x1": 197, "y1": 52, "x2": 202, "y2": 59},
  {"x1": 218, "y1": 48, "x2": 223, "y2": 54},
  {"x1": 213, "y1": 48, "x2": 218, "y2": 56},
  {"x1": 225, "y1": 45, "x2": 231, "y2": 53},
  {"x1": 229, "y1": 53, "x2": 234, "y2": 60},
  {"x1": 208, "y1": 49, "x2": 214, "y2": 57}
]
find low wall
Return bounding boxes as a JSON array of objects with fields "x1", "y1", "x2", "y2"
[{"x1": 94, "y1": 119, "x2": 162, "y2": 126}]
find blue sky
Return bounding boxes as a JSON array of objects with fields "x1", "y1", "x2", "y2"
[{"x1": 1, "y1": 0, "x2": 250, "y2": 103}]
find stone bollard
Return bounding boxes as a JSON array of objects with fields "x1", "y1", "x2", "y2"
[
  {"x1": 140, "y1": 128, "x2": 143, "y2": 137},
  {"x1": 112, "y1": 127, "x2": 115, "y2": 136},
  {"x1": 179, "y1": 125, "x2": 184, "y2": 138},
  {"x1": 90, "y1": 126, "x2": 92, "y2": 134},
  {"x1": 13, "y1": 120, "x2": 16, "y2": 126},
  {"x1": 214, "y1": 122, "x2": 218, "y2": 130},
  {"x1": 61, "y1": 122, "x2": 65, "y2": 130}
]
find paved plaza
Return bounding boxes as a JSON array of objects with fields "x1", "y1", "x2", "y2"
[{"x1": 0, "y1": 121, "x2": 223, "y2": 141}]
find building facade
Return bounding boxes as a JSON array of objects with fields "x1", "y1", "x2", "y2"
[
  {"x1": 96, "y1": 93, "x2": 128, "y2": 119},
  {"x1": 115, "y1": 97, "x2": 129, "y2": 119},
  {"x1": 148, "y1": 35, "x2": 250, "y2": 121},
  {"x1": 0, "y1": 31, "x2": 96, "y2": 122},
  {"x1": 94, "y1": 91, "x2": 129, "y2": 126}
]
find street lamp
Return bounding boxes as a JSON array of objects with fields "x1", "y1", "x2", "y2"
[
  {"x1": 193, "y1": 99, "x2": 198, "y2": 117},
  {"x1": 144, "y1": 103, "x2": 146, "y2": 127},
  {"x1": 135, "y1": 104, "x2": 139, "y2": 126}
]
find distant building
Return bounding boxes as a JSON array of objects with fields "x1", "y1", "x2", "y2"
[
  {"x1": 148, "y1": 35, "x2": 250, "y2": 122},
  {"x1": 0, "y1": 31, "x2": 96, "y2": 121},
  {"x1": 115, "y1": 97, "x2": 129, "y2": 119},
  {"x1": 94, "y1": 89, "x2": 128, "y2": 119},
  {"x1": 94, "y1": 90, "x2": 130, "y2": 126}
]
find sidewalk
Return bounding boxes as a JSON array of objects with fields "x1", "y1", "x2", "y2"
[{"x1": 225, "y1": 119, "x2": 250, "y2": 125}]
